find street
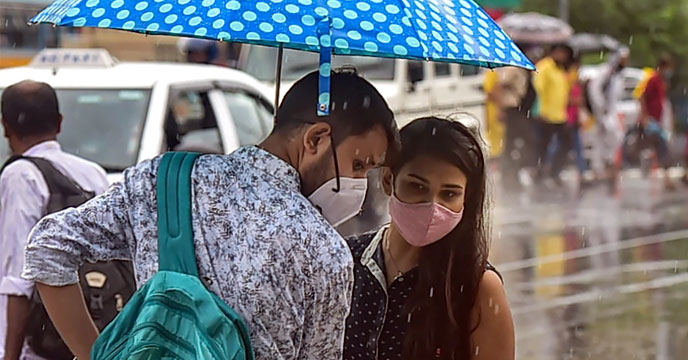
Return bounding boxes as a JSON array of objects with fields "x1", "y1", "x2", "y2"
[{"x1": 492, "y1": 171, "x2": 688, "y2": 359}]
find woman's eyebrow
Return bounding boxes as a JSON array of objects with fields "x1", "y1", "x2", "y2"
[
  {"x1": 408, "y1": 173, "x2": 430, "y2": 183},
  {"x1": 442, "y1": 183, "x2": 465, "y2": 190}
]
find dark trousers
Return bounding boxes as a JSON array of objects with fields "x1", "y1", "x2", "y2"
[
  {"x1": 537, "y1": 120, "x2": 573, "y2": 179},
  {"x1": 502, "y1": 108, "x2": 535, "y2": 187}
]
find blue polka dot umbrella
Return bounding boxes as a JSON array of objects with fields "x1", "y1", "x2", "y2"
[{"x1": 30, "y1": 0, "x2": 535, "y2": 115}]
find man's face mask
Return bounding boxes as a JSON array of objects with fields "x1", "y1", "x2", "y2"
[{"x1": 306, "y1": 133, "x2": 368, "y2": 227}]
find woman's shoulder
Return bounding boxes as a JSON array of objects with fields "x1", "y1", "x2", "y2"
[{"x1": 484, "y1": 262, "x2": 503, "y2": 283}]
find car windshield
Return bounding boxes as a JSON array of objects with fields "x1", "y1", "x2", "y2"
[
  {"x1": 242, "y1": 46, "x2": 395, "y2": 82},
  {"x1": 0, "y1": 89, "x2": 150, "y2": 171}
]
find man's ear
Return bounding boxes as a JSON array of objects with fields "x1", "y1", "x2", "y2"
[
  {"x1": 56, "y1": 114, "x2": 63, "y2": 135},
  {"x1": 381, "y1": 167, "x2": 393, "y2": 196},
  {"x1": 302, "y1": 122, "x2": 332, "y2": 154}
]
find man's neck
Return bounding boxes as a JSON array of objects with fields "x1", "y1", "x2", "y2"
[
  {"x1": 12, "y1": 136, "x2": 57, "y2": 156},
  {"x1": 259, "y1": 133, "x2": 300, "y2": 171}
]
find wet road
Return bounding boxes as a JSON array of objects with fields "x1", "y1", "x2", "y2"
[
  {"x1": 339, "y1": 168, "x2": 688, "y2": 359},
  {"x1": 491, "y1": 171, "x2": 688, "y2": 360}
]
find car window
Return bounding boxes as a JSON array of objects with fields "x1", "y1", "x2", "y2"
[
  {"x1": 223, "y1": 91, "x2": 273, "y2": 146},
  {"x1": 242, "y1": 46, "x2": 396, "y2": 82},
  {"x1": 435, "y1": 63, "x2": 451, "y2": 77},
  {"x1": 0, "y1": 88, "x2": 150, "y2": 170},
  {"x1": 460, "y1": 65, "x2": 480, "y2": 77},
  {"x1": 165, "y1": 90, "x2": 224, "y2": 154}
]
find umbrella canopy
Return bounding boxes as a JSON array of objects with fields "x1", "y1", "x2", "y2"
[
  {"x1": 568, "y1": 33, "x2": 621, "y2": 54},
  {"x1": 32, "y1": 0, "x2": 535, "y2": 115},
  {"x1": 498, "y1": 12, "x2": 573, "y2": 45}
]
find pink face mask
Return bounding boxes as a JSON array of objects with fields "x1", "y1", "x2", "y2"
[{"x1": 388, "y1": 193, "x2": 464, "y2": 247}]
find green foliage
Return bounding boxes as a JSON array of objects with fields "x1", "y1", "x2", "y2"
[{"x1": 519, "y1": 0, "x2": 688, "y2": 72}]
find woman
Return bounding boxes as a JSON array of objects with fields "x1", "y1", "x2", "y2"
[{"x1": 344, "y1": 116, "x2": 514, "y2": 360}]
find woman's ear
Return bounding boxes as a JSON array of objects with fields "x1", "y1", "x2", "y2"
[{"x1": 381, "y1": 167, "x2": 393, "y2": 196}]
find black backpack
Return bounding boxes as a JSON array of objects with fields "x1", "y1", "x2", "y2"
[
  {"x1": 1, "y1": 156, "x2": 136, "y2": 360},
  {"x1": 519, "y1": 72, "x2": 537, "y2": 114}
]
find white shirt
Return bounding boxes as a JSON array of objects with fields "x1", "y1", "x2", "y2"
[
  {"x1": 22, "y1": 146, "x2": 354, "y2": 360},
  {"x1": 0, "y1": 140, "x2": 108, "y2": 359}
]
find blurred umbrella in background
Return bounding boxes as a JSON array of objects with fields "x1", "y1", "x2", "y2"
[
  {"x1": 568, "y1": 33, "x2": 621, "y2": 54},
  {"x1": 498, "y1": 12, "x2": 574, "y2": 44}
]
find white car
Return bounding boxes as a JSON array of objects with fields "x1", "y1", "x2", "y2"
[
  {"x1": 237, "y1": 45, "x2": 486, "y2": 130},
  {"x1": 0, "y1": 49, "x2": 275, "y2": 183}
]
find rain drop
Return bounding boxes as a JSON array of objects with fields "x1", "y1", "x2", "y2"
[
  {"x1": 432, "y1": 127, "x2": 436, "y2": 136},
  {"x1": 363, "y1": 96, "x2": 371, "y2": 108},
  {"x1": 355, "y1": 148, "x2": 360, "y2": 155},
  {"x1": 460, "y1": 285, "x2": 464, "y2": 293},
  {"x1": 488, "y1": 297, "x2": 493, "y2": 307},
  {"x1": 429, "y1": 287, "x2": 434, "y2": 298},
  {"x1": 407, "y1": 313, "x2": 412, "y2": 323},
  {"x1": 343, "y1": 101, "x2": 348, "y2": 110},
  {"x1": 494, "y1": 304, "x2": 500, "y2": 315},
  {"x1": 474, "y1": 346, "x2": 480, "y2": 356}
]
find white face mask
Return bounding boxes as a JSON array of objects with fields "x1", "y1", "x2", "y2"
[{"x1": 308, "y1": 177, "x2": 368, "y2": 227}]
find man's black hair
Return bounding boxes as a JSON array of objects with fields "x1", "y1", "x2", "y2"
[
  {"x1": 551, "y1": 43, "x2": 574, "y2": 57},
  {"x1": 1, "y1": 80, "x2": 60, "y2": 137},
  {"x1": 274, "y1": 69, "x2": 400, "y2": 163}
]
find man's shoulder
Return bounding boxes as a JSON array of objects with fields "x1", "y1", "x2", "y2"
[{"x1": 0, "y1": 158, "x2": 43, "y2": 186}]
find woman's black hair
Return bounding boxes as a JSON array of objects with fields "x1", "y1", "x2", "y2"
[{"x1": 390, "y1": 116, "x2": 489, "y2": 360}]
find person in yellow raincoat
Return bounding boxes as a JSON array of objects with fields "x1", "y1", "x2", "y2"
[{"x1": 484, "y1": 70, "x2": 505, "y2": 158}]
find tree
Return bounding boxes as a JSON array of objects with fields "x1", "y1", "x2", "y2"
[{"x1": 520, "y1": 0, "x2": 688, "y2": 70}]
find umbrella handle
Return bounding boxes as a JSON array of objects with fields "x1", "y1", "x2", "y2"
[
  {"x1": 317, "y1": 17, "x2": 332, "y2": 117},
  {"x1": 274, "y1": 44, "x2": 283, "y2": 119}
]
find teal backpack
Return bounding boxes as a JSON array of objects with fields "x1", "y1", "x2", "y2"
[{"x1": 92, "y1": 152, "x2": 254, "y2": 360}]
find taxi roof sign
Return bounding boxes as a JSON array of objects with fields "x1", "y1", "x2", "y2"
[{"x1": 30, "y1": 49, "x2": 117, "y2": 68}]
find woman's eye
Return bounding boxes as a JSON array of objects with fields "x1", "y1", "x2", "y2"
[
  {"x1": 353, "y1": 160, "x2": 365, "y2": 172},
  {"x1": 442, "y1": 190, "x2": 459, "y2": 199},
  {"x1": 411, "y1": 183, "x2": 425, "y2": 191}
]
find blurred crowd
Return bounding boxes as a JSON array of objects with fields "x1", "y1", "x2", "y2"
[{"x1": 486, "y1": 44, "x2": 687, "y2": 193}]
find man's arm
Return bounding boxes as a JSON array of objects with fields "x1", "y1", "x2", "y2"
[
  {"x1": 22, "y1": 161, "x2": 155, "y2": 358},
  {"x1": 36, "y1": 283, "x2": 99, "y2": 359},
  {"x1": 298, "y1": 244, "x2": 354, "y2": 359},
  {"x1": 5, "y1": 295, "x2": 30, "y2": 360}
]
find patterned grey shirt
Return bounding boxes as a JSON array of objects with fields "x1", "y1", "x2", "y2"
[{"x1": 22, "y1": 146, "x2": 354, "y2": 360}]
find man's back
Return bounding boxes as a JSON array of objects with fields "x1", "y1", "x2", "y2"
[
  {"x1": 0, "y1": 140, "x2": 108, "y2": 359},
  {"x1": 643, "y1": 73, "x2": 666, "y2": 121},
  {"x1": 23, "y1": 146, "x2": 354, "y2": 360}
]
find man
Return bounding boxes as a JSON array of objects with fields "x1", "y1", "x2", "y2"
[
  {"x1": 178, "y1": 38, "x2": 219, "y2": 65},
  {"x1": 22, "y1": 70, "x2": 400, "y2": 360},
  {"x1": 534, "y1": 44, "x2": 574, "y2": 184},
  {"x1": 588, "y1": 48, "x2": 630, "y2": 191},
  {"x1": 639, "y1": 55, "x2": 675, "y2": 189},
  {"x1": 496, "y1": 45, "x2": 536, "y2": 190},
  {"x1": 0, "y1": 80, "x2": 109, "y2": 359}
]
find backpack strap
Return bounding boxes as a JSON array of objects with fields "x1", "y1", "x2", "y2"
[
  {"x1": 157, "y1": 152, "x2": 201, "y2": 277},
  {"x1": 1, "y1": 155, "x2": 91, "y2": 197}
]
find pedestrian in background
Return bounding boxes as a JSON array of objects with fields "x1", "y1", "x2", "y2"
[
  {"x1": 0, "y1": 80, "x2": 109, "y2": 360},
  {"x1": 588, "y1": 48, "x2": 629, "y2": 192},
  {"x1": 566, "y1": 56, "x2": 591, "y2": 190},
  {"x1": 496, "y1": 45, "x2": 536, "y2": 190},
  {"x1": 534, "y1": 44, "x2": 574, "y2": 186},
  {"x1": 344, "y1": 117, "x2": 514, "y2": 360},
  {"x1": 637, "y1": 55, "x2": 676, "y2": 190}
]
